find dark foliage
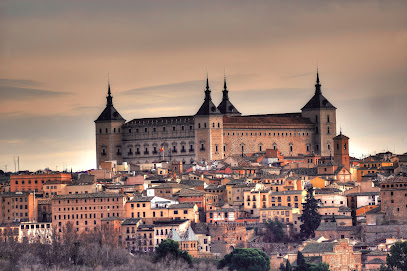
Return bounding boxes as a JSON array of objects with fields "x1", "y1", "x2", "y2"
[
  {"x1": 264, "y1": 219, "x2": 285, "y2": 242},
  {"x1": 299, "y1": 186, "x2": 321, "y2": 239},
  {"x1": 386, "y1": 241, "x2": 407, "y2": 271},
  {"x1": 218, "y1": 248, "x2": 270, "y2": 271},
  {"x1": 154, "y1": 239, "x2": 192, "y2": 264}
]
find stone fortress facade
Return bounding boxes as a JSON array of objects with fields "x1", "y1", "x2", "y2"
[{"x1": 95, "y1": 71, "x2": 337, "y2": 167}]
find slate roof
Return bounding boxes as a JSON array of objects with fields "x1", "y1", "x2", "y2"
[
  {"x1": 181, "y1": 226, "x2": 199, "y2": 241},
  {"x1": 95, "y1": 104, "x2": 125, "y2": 122},
  {"x1": 217, "y1": 80, "x2": 240, "y2": 115},
  {"x1": 301, "y1": 73, "x2": 336, "y2": 111},
  {"x1": 195, "y1": 79, "x2": 222, "y2": 116},
  {"x1": 122, "y1": 218, "x2": 142, "y2": 225},
  {"x1": 367, "y1": 258, "x2": 385, "y2": 264},
  {"x1": 167, "y1": 203, "x2": 195, "y2": 209},
  {"x1": 365, "y1": 206, "x2": 382, "y2": 214},
  {"x1": 179, "y1": 179, "x2": 205, "y2": 187},
  {"x1": 167, "y1": 227, "x2": 182, "y2": 242},
  {"x1": 175, "y1": 188, "x2": 205, "y2": 197},
  {"x1": 315, "y1": 222, "x2": 337, "y2": 231},
  {"x1": 301, "y1": 242, "x2": 335, "y2": 254},
  {"x1": 367, "y1": 250, "x2": 387, "y2": 256},
  {"x1": 346, "y1": 192, "x2": 380, "y2": 197},
  {"x1": 53, "y1": 192, "x2": 123, "y2": 200},
  {"x1": 128, "y1": 196, "x2": 154, "y2": 202},
  {"x1": 223, "y1": 114, "x2": 313, "y2": 127},
  {"x1": 95, "y1": 84, "x2": 125, "y2": 122}
]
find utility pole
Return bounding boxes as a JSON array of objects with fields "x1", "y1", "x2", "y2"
[{"x1": 17, "y1": 156, "x2": 20, "y2": 172}]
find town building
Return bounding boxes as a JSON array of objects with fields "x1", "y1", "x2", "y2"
[
  {"x1": 10, "y1": 172, "x2": 71, "y2": 193},
  {"x1": 381, "y1": 176, "x2": 407, "y2": 222}
]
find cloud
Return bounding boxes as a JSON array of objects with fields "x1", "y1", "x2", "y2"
[{"x1": 0, "y1": 79, "x2": 70, "y2": 101}]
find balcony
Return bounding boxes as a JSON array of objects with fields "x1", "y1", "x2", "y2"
[
  {"x1": 189, "y1": 149, "x2": 194, "y2": 153},
  {"x1": 144, "y1": 151, "x2": 149, "y2": 155},
  {"x1": 200, "y1": 148, "x2": 205, "y2": 151},
  {"x1": 128, "y1": 152, "x2": 133, "y2": 156},
  {"x1": 152, "y1": 151, "x2": 158, "y2": 154}
]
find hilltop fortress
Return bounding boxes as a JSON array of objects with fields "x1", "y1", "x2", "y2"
[{"x1": 95, "y1": 72, "x2": 337, "y2": 167}]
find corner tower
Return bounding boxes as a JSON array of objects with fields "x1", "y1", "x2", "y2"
[
  {"x1": 301, "y1": 71, "x2": 336, "y2": 156},
  {"x1": 217, "y1": 76, "x2": 241, "y2": 116},
  {"x1": 194, "y1": 77, "x2": 224, "y2": 162},
  {"x1": 333, "y1": 131, "x2": 350, "y2": 171},
  {"x1": 95, "y1": 82, "x2": 126, "y2": 168}
]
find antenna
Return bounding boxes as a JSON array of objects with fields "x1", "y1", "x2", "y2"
[{"x1": 17, "y1": 156, "x2": 20, "y2": 172}]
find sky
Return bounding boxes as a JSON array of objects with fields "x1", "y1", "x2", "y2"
[{"x1": 0, "y1": 0, "x2": 406, "y2": 172}]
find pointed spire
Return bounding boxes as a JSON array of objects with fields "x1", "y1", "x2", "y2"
[
  {"x1": 222, "y1": 74, "x2": 229, "y2": 101},
  {"x1": 106, "y1": 75, "x2": 113, "y2": 106},
  {"x1": 315, "y1": 68, "x2": 321, "y2": 95},
  {"x1": 205, "y1": 73, "x2": 211, "y2": 101}
]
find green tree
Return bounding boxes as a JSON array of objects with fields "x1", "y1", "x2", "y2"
[
  {"x1": 295, "y1": 251, "x2": 309, "y2": 271},
  {"x1": 218, "y1": 248, "x2": 270, "y2": 271},
  {"x1": 286, "y1": 259, "x2": 293, "y2": 271},
  {"x1": 299, "y1": 186, "x2": 321, "y2": 239},
  {"x1": 280, "y1": 262, "x2": 287, "y2": 271},
  {"x1": 309, "y1": 262, "x2": 329, "y2": 271},
  {"x1": 386, "y1": 241, "x2": 407, "y2": 271},
  {"x1": 154, "y1": 239, "x2": 192, "y2": 264},
  {"x1": 264, "y1": 219, "x2": 285, "y2": 242}
]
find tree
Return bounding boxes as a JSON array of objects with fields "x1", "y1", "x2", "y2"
[
  {"x1": 295, "y1": 251, "x2": 309, "y2": 271},
  {"x1": 386, "y1": 241, "x2": 407, "y2": 271},
  {"x1": 218, "y1": 248, "x2": 270, "y2": 271},
  {"x1": 154, "y1": 239, "x2": 192, "y2": 264},
  {"x1": 299, "y1": 186, "x2": 321, "y2": 239},
  {"x1": 309, "y1": 263, "x2": 329, "y2": 271},
  {"x1": 264, "y1": 219, "x2": 285, "y2": 242},
  {"x1": 286, "y1": 259, "x2": 293, "y2": 271}
]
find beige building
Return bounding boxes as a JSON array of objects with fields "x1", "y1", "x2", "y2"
[
  {"x1": 0, "y1": 192, "x2": 35, "y2": 224},
  {"x1": 52, "y1": 192, "x2": 126, "y2": 233}
]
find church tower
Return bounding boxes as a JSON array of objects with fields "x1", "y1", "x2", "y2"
[
  {"x1": 333, "y1": 131, "x2": 350, "y2": 171},
  {"x1": 95, "y1": 81, "x2": 126, "y2": 168},
  {"x1": 194, "y1": 77, "x2": 224, "y2": 162},
  {"x1": 217, "y1": 76, "x2": 241, "y2": 116},
  {"x1": 301, "y1": 71, "x2": 336, "y2": 156}
]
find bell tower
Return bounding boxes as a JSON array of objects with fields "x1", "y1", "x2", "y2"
[
  {"x1": 95, "y1": 81, "x2": 126, "y2": 168},
  {"x1": 333, "y1": 131, "x2": 350, "y2": 171}
]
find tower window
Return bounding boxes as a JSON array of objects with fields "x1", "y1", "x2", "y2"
[
  {"x1": 114, "y1": 128, "x2": 116, "y2": 133},
  {"x1": 145, "y1": 128, "x2": 148, "y2": 133},
  {"x1": 106, "y1": 128, "x2": 108, "y2": 133},
  {"x1": 344, "y1": 143, "x2": 347, "y2": 150},
  {"x1": 315, "y1": 115, "x2": 318, "y2": 123},
  {"x1": 213, "y1": 123, "x2": 215, "y2": 128},
  {"x1": 173, "y1": 126, "x2": 176, "y2": 131},
  {"x1": 163, "y1": 127, "x2": 166, "y2": 132},
  {"x1": 190, "y1": 125, "x2": 193, "y2": 130},
  {"x1": 215, "y1": 145, "x2": 218, "y2": 153},
  {"x1": 316, "y1": 144, "x2": 319, "y2": 151},
  {"x1": 181, "y1": 126, "x2": 184, "y2": 130},
  {"x1": 290, "y1": 145, "x2": 293, "y2": 152},
  {"x1": 241, "y1": 145, "x2": 244, "y2": 153},
  {"x1": 218, "y1": 123, "x2": 220, "y2": 128},
  {"x1": 204, "y1": 123, "x2": 207, "y2": 128},
  {"x1": 306, "y1": 145, "x2": 309, "y2": 152},
  {"x1": 223, "y1": 145, "x2": 226, "y2": 152},
  {"x1": 198, "y1": 123, "x2": 201, "y2": 129},
  {"x1": 337, "y1": 143, "x2": 340, "y2": 150},
  {"x1": 315, "y1": 126, "x2": 319, "y2": 134},
  {"x1": 327, "y1": 115, "x2": 330, "y2": 123},
  {"x1": 259, "y1": 145, "x2": 262, "y2": 152},
  {"x1": 328, "y1": 144, "x2": 331, "y2": 150},
  {"x1": 99, "y1": 129, "x2": 102, "y2": 134},
  {"x1": 327, "y1": 127, "x2": 330, "y2": 134}
]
